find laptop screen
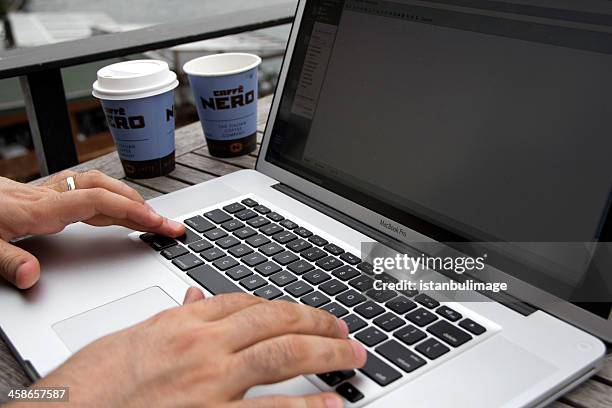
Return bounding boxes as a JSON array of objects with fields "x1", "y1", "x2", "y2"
[{"x1": 266, "y1": 0, "x2": 612, "y2": 310}]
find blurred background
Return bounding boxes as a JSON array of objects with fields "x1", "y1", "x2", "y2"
[{"x1": 0, "y1": 0, "x2": 294, "y2": 181}]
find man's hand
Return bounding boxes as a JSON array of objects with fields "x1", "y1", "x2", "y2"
[
  {"x1": 0, "y1": 171, "x2": 184, "y2": 289},
  {"x1": 33, "y1": 290, "x2": 365, "y2": 408}
]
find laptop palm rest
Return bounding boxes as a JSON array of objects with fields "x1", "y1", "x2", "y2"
[{"x1": 52, "y1": 286, "x2": 178, "y2": 353}]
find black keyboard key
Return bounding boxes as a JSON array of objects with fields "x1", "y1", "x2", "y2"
[
  {"x1": 200, "y1": 247, "x2": 225, "y2": 262},
  {"x1": 287, "y1": 239, "x2": 313, "y2": 253},
  {"x1": 234, "y1": 226, "x2": 257, "y2": 239},
  {"x1": 172, "y1": 253, "x2": 204, "y2": 271},
  {"x1": 406, "y1": 308, "x2": 438, "y2": 327},
  {"x1": 308, "y1": 235, "x2": 328, "y2": 246},
  {"x1": 240, "y1": 275, "x2": 267, "y2": 290},
  {"x1": 270, "y1": 271, "x2": 297, "y2": 287},
  {"x1": 260, "y1": 224, "x2": 283, "y2": 236},
  {"x1": 337, "y1": 289, "x2": 366, "y2": 307},
  {"x1": 399, "y1": 288, "x2": 419, "y2": 297},
  {"x1": 188, "y1": 264, "x2": 243, "y2": 295},
  {"x1": 303, "y1": 269, "x2": 331, "y2": 285},
  {"x1": 221, "y1": 219, "x2": 244, "y2": 232},
  {"x1": 204, "y1": 228, "x2": 227, "y2": 241},
  {"x1": 279, "y1": 219, "x2": 298, "y2": 229},
  {"x1": 287, "y1": 259, "x2": 314, "y2": 275},
  {"x1": 267, "y1": 212, "x2": 284, "y2": 222},
  {"x1": 459, "y1": 319, "x2": 486, "y2": 335},
  {"x1": 161, "y1": 245, "x2": 188, "y2": 260},
  {"x1": 320, "y1": 279, "x2": 348, "y2": 296},
  {"x1": 415, "y1": 294, "x2": 440, "y2": 309},
  {"x1": 320, "y1": 302, "x2": 349, "y2": 318},
  {"x1": 254, "y1": 261, "x2": 282, "y2": 276},
  {"x1": 366, "y1": 288, "x2": 397, "y2": 303},
  {"x1": 204, "y1": 209, "x2": 232, "y2": 224},
  {"x1": 324, "y1": 243, "x2": 345, "y2": 255},
  {"x1": 317, "y1": 370, "x2": 356, "y2": 387},
  {"x1": 259, "y1": 243, "x2": 284, "y2": 257},
  {"x1": 145, "y1": 234, "x2": 176, "y2": 251},
  {"x1": 272, "y1": 231, "x2": 297, "y2": 244},
  {"x1": 246, "y1": 234, "x2": 270, "y2": 248},
  {"x1": 386, "y1": 296, "x2": 417, "y2": 314},
  {"x1": 316, "y1": 256, "x2": 343, "y2": 271},
  {"x1": 415, "y1": 338, "x2": 450, "y2": 360},
  {"x1": 235, "y1": 209, "x2": 258, "y2": 221},
  {"x1": 228, "y1": 244, "x2": 253, "y2": 258},
  {"x1": 427, "y1": 320, "x2": 472, "y2": 347},
  {"x1": 254, "y1": 284, "x2": 283, "y2": 300},
  {"x1": 379, "y1": 273, "x2": 398, "y2": 284},
  {"x1": 359, "y1": 351, "x2": 402, "y2": 386},
  {"x1": 217, "y1": 236, "x2": 240, "y2": 249},
  {"x1": 374, "y1": 312, "x2": 405, "y2": 331},
  {"x1": 336, "y1": 382, "x2": 364, "y2": 403},
  {"x1": 272, "y1": 251, "x2": 299, "y2": 266},
  {"x1": 253, "y1": 205, "x2": 271, "y2": 214},
  {"x1": 285, "y1": 281, "x2": 314, "y2": 297},
  {"x1": 223, "y1": 202, "x2": 246, "y2": 214},
  {"x1": 301, "y1": 291, "x2": 330, "y2": 307},
  {"x1": 343, "y1": 314, "x2": 367, "y2": 333},
  {"x1": 247, "y1": 216, "x2": 270, "y2": 228},
  {"x1": 226, "y1": 265, "x2": 253, "y2": 280},
  {"x1": 213, "y1": 256, "x2": 239, "y2": 271},
  {"x1": 242, "y1": 252, "x2": 267, "y2": 267},
  {"x1": 184, "y1": 216, "x2": 215, "y2": 233},
  {"x1": 357, "y1": 262, "x2": 374, "y2": 275},
  {"x1": 294, "y1": 227, "x2": 313, "y2": 238},
  {"x1": 241, "y1": 198, "x2": 258, "y2": 207},
  {"x1": 376, "y1": 340, "x2": 426, "y2": 373},
  {"x1": 301, "y1": 247, "x2": 326, "y2": 261},
  {"x1": 188, "y1": 240, "x2": 213, "y2": 253},
  {"x1": 176, "y1": 228, "x2": 202, "y2": 245},
  {"x1": 355, "y1": 301, "x2": 386, "y2": 319},
  {"x1": 340, "y1": 252, "x2": 361, "y2": 265},
  {"x1": 394, "y1": 325, "x2": 427, "y2": 346},
  {"x1": 332, "y1": 265, "x2": 360, "y2": 281},
  {"x1": 436, "y1": 305, "x2": 462, "y2": 322}
]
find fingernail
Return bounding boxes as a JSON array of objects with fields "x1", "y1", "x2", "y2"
[
  {"x1": 16, "y1": 261, "x2": 36, "y2": 289},
  {"x1": 167, "y1": 219, "x2": 184, "y2": 231},
  {"x1": 325, "y1": 395, "x2": 343, "y2": 408},
  {"x1": 337, "y1": 318, "x2": 349, "y2": 337},
  {"x1": 148, "y1": 208, "x2": 163, "y2": 222},
  {"x1": 350, "y1": 340, "x2": 367, "y2": 362}
]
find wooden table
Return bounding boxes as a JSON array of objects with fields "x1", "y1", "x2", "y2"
[{"x1": 1, "y1": 95, "x2": 611, "y2": 407}]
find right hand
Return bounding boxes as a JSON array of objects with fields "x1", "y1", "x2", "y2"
[{"x1": 32, "y1": 291, "x2": 366, "y2": 408}]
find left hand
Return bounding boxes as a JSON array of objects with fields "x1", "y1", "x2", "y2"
[{"x1": 0, "y1": 170, "x2": 185, "y2": 289}]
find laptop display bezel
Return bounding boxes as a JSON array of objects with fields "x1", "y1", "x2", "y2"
[{"x1": 256, "y1": 0, "x2": 612, "y2": 343}]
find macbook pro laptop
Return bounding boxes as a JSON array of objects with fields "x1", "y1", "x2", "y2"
[{"x1": 1, "y1": 0, "x2": 611, "y2": 406}]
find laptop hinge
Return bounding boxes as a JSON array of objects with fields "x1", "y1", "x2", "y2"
[{"x1": 273, "y1": 183, "x2": 538, "y2": 317}]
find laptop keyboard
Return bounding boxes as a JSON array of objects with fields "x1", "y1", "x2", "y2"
[{"x1": 140, "y1": 196, "x2": 491, "y2": 405}]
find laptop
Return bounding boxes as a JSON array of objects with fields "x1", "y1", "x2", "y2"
[{"x1": 1, "y1": 0, "x2": 611, "y2": 406}]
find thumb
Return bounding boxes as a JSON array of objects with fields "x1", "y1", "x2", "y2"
[
  {"x1": 183, "y1": 287, "x2": 205, "y2": 305},
  {"x1": 0, "y1": 240, "x2": 40, "y2": 289}
]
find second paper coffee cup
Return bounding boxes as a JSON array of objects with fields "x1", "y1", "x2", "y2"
[
  {"x1": 93, "y1": 60, "x2": 179, "y2": 178},
  {"x1": 184, "y1": 53, "x2": 261, "y2": 157}
]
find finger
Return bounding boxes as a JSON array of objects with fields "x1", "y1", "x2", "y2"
[
  {"x1": 47, "y1": 170, "x2": 144, "y2": 203},
  {"x1": 183, "y1": 287, "x2": 205, "y2": 304},
  {"x1": 49, "y1": 188, "x2": 184, "y2": 236},
  {"x1": 234, "y1": 335, "x2": 366, "y2": 387},
  {"x1": 0, "y1": 240, "x2": 41, "y2": 289},
  {"x1": 186, "y1": 293, "x2": 265, "y2": 321},
  {"x1": 229, "y1": 393, "x2": 343, "y2": 408},
  {"x1": 220, "y1": 301, "x2": 349, "y2": 351},
  {"x1": 85, "y1": 214, "x2": 185, "y2": 237},
  {"x1": 41, "y1": 170, "x2": 77, "y2": 187}
]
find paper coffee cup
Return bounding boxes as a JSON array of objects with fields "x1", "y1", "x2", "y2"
[
  {"x1": 93, "y1": 60, "x2": 179, "y2": 178},
  {"x1": 183, "y1": 53, "x2": 261, "y2": 157}
]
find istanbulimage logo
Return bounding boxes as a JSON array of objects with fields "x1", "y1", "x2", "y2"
[{"x1": 201, "y1": 85, "x2": 255, "y2": 110}]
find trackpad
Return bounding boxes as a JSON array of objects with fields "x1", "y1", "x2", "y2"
[{"x1": 53, "y1": 287, "x2": 178, "y2": 352}]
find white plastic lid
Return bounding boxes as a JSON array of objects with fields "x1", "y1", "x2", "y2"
[{"x1": 92, "y1": 60, "x2": 179, "y2": 100}]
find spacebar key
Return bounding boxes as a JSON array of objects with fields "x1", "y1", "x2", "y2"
[{"x1": 188, "y1": 265, "x2": 244, "y2": 295}]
